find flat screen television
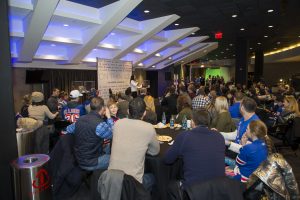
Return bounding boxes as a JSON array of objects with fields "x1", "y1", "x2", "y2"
[{"x1": 25, "y1": 70, "x2": 49, "y2": 84}]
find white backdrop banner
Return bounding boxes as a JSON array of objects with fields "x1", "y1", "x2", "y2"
[{"x1": 97, "y1": 58, "x2": 132, "y2": 102}]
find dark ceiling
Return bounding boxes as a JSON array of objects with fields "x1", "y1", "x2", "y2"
[{"x1": 69, "y1": 0, "x2": 300, "y2": 62}]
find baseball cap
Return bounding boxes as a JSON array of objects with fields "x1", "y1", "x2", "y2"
[{"x1": 70, "y1": 90, "x2": 83, "y2": 98}]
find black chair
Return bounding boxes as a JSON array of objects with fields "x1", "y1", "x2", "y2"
[
  {"x1": 271, "y1": 117, "x2": 300, "y2": 153},
  {"x1": 183, "y1": 177, "x2": 246, "y2": 200}
]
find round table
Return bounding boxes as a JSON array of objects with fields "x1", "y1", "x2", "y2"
[{"x1": 145, "y1": 127, "x2": 184, "y2": 200}]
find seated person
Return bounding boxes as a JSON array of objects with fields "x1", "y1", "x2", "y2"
[
  {"x1": 229, "y1": 91, "x2": 244, "y2": 119},
  {"x1": 66, "y1": 97, "x2": 113, "y2": 171},
  {"x1": 175, "y1": 94, "x2": 193, "y2": 124},
  {"x1": 225, "y1": 120, "x2": 272, "y2": 183},
  {"x1": 61, "y1": 90, "x2": 86, "y2": 123},
  {"x1": 143, "y1": 92, "x2": 157, "y2": 125},
  {"x1": 211, "y1": 96, "x2": 236, "y2": 132},
  {"x1": 117, "y1": 93, "x2": 129, "y2": 119},
  {"x1": 277, "y1": 95, "x2": 299, "y2": 124},
  {"x1": 108, "y1": 97, "x2": 160, "y2": 191},
  {"x1": 220, "y1": 97, "x2": 259, "y2": 154},
  {"x1": 103, "y1": 100, "x2": 119, "y2": 153},
  {"x1": 164, "y1": 110, "x2": 225, "y2": 188}
]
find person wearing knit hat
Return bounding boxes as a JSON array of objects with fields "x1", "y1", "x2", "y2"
[
  {"x1": 61, "y1": 90, "x2": 86, "y2": 123},
  {"x1": 28, "y1": 91, "x2": 59, "y2": 123}
]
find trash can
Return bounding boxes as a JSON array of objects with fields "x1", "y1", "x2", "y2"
[{"x1": 11, "y1": 154, "x2": 51, "y2": 200}]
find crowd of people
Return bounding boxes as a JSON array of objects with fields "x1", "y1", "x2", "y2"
[{"x1": 15, "y1": 74, "x2": 300, "y2": 198}]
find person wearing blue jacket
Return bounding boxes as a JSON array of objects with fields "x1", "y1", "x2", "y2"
[
  {"x1": 227, "y1": 120, "x2": 273, "y2": 183},
  {"x1": 61, "y1": 90, "x2": 86, "y2": 123}
]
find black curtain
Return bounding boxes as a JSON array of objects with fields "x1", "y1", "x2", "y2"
[{"x1": 46, "y1": 69, "x2": 97, "y2": 96}]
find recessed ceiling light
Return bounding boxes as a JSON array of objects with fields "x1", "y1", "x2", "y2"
[
  {"x1": 232, "y1": 14, "x2": 238, "y2": 18},
  {"x1": 298, "y1": 36, "x2": 300, "y2": 38},
  {"x1": 277, "y1": 42, "x2": 281, "y2": 45},
  {"x1": 51, "y1": 44, "x2": 56, "y2": 47},
  {"x1": 144, "y1": 10, "x2": 150, "y2": 13},
  {"x1": 264, "y1": 35, "x2": 268, "y2": 38},
  {"x1": 152, "y1": 65, "x2": 156, "y2": 68},
  {"x1": 250, "y1": 47, "x2": 253, "y2": 50},
  {"x1": 204, "y1": 50, "x2": 207, "y2": 53},
  {"x1": 110, "y1": 32, "x2": 116, "y2": 36},
  {"x1": 63, "y1": 24, "x2": 69, "y2": 27},
  {"x1": 268, "y1": 25, "x2": 273, "y2": 28},
  {"x1": 240, "y1": 28, "x2": 245, "y2": 31},
  {"x1": 138, "y1": 63, "x2": 144, "y2": 67},
  {"x1": 224, "y1": 57, "x2": 227, "y2": 59},
  {"x1": 168, "y1": 57, "x2": 172, "y2": 60},
  {"x1": 226, "y1": 48, "x2": 229, "y2": 51},
  {"x1": 175, "y1": 23, "x2": 179, "y2": 26},
  {"x1": 257, "y1": 42, "x2": 261, "y2": 45},
  {"x1": 233, "y1": 54, "x2": 235, "y2": 57},
  {"x1": 191, "y1": 32, "x2": 195, "y2": 35},
  {"x1": 229, "y1": 43, "x2": 233, "y2": 46},
  {"x1": 216, "y1": 55, "x2": 218, "y2": 56},
  {"x1": 93, "y1": 48, "x2": 97, "y2": 51},
  {"x1": 221, "y1": 51, "x2": 224, "y2": 54},
  {"x1": 274, "y1": 48, "x2": 277, "y2": 50},
  {"x1": 200, "y1": 64, "x2": 205, "y2": 68},
  {"x1": 267, "y1": 9, "x2": 274, "y2": 13}
]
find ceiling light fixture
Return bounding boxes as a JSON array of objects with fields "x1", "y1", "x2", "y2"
[
  {"x1": 263, "y1": 42, "x2": 300, "y2": 57},
  {"x1": 152, "y1": 65, "x2": 155, "y2": 68},
  {"x1": 273, "y1": 48, "x2": 277, "y2": 50},
  {"x1": 93, "y1": 48, "x2": 97, "y2": 51},
  {"x1": 240, "y1": 28, "x2": 245, "y2": 31},
  {"x1": 63, "y1": 24, "x2": 69, "y2": 27},
  {"x1": 191, "y1": 32, "x2": 195, "y2": 35},
  {"x1": 226, "y1": 48, "x2": 229, "y2": 51},
  {"x1": 257, "y1": 42, "x2": 261, "y2": 45},
  {"x1": 229, "y1": 43, "x2": 233, "y2": 46},
  {"x1": 268, "y1": 25, "x2": 273, "y2": 28},
  {"x1": 232, "y1": 14, "x2": 238, "y2": 18},
  {"x1": 221, "y1": 51, "x2": 224, "y2": 54},
  {"x1": 277, "y1": 42, "x2": 281, "y2": 45},
  {"x1": 250, "y1": 47, "x2": 253, "y2": 50},
  {"x1": 110, "y1": 32, "x2": 116, "y2": 36},
  {"x1": 168, "y1": 57, "x2": 172, "y2": 60},
  {"x1": 138, "y1": 63, "x2": 144, "y2": 67},
  {"x1": 50, "y1": 44, "x2": 56, "y2": 47},
  {"x1": 144, "y1": 10, "x2": 150, "y2": 13},
  {"x1": 264, "y1": 35, "x2": 268, "y2": 38},
  {"x1": 181, "y1": 60, "x2": 184, "y2": 63},
  {"x1": 267, "y1": 9, "x2": 274, "y2": 13},
  {"x1": 175, "y1": 23, "x2": 179, "y2": 26}
]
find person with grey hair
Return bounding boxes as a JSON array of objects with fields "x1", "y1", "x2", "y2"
[{"x1": 66, "y1": 97, "x2": 114, "y2": 170}]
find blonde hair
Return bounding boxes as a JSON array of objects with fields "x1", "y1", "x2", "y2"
[
  {"x1": 144, "y1": 95, "x2": 155, "y2": 112},
  {"x1": 249, "y1": 120, "x2": 274, "y2": 155},
  {"x1": 215, "y1": 96, "x2": 229, "y2": 113},
  {"x1": 107, "y1": 99, "x2": 117, "y2": 108},
  {"x1": 284, "y1": 95, "x2": 299, "y2": 115}
]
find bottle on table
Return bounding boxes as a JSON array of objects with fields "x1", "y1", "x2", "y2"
[
  {"x1": 170, "y1": 115, "x2": 175, "y2": 129},
  {"x1": 162, "y1": 112, "x2": 166, "y2": 125},
  {"x1": 182, "y1": 115, "x2": 187, "y2": 130}
]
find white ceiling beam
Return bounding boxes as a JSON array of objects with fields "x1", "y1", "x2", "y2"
[
  {"x1": 113, "y1": 14, "x2": 180, "y2": 60},
  {"x1": 154, "y1": 42, "x2": 218, "y2": 69},
  {"x1": 68, "y1": 0, "x2": 142, "y2": 63},
  {"x1": 17, "y1": 0, "x2": 60, "y2": 62},
  {"x1": 133, "y1": 27, "x2": 200, "y2": 65},
  {"x1": 142, "y1": 36, "x2": 209, "y2": 68}
]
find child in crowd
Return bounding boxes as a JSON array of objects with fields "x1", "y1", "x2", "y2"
[
  {"x1": 225, "y1": 120, "x2": 273, "y2": 183},
  {"x1": 103, "y1": 100, "x2": 119, "y2": 154}
]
